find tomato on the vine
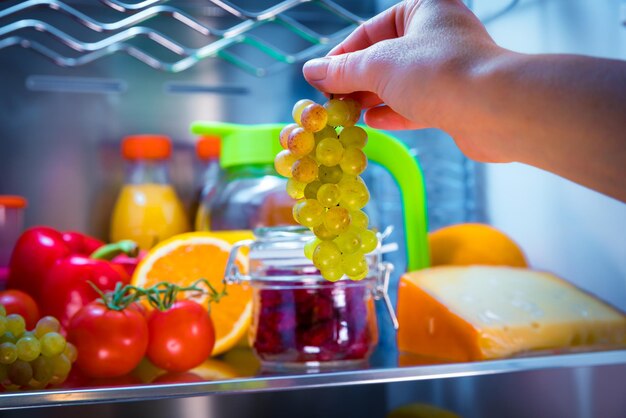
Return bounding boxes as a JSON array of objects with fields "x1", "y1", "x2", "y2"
[
  {"x1": 67, "y1": 302, "x2": 148, "y2": 378},
  {"x1": 147, "y1": 300, "x2": 215, "y2": 373},
  {"x1": 0, "y1": 290, "x2": 40, "y2": 330}
]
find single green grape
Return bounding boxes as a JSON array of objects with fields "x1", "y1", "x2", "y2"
[
  {"x1": 16, "y1": 335, "x2": 41, "y2": 362},
  {"x1": 286, "y1": 178, "x2": 307, "y2": 199},
  {"x1": 288, "y1": 127, "x2": 316, "y2": 156},
  {"x1": 8, "y1": 360, "x2": 32, "y2": 387},
  {"x1": 318, "y1": 165, "x2": 343, "y2": 184},
  {"x1": 291, "y1": 155, "x2": 319, "y2": 184},
  {"x1": 0, "y1": 316, "x2": 7, "y2": 336},
  {"x1": 274, "y1": 150, "x2": 299, "y2": 178},
  {"x1": 359, "y1": 229, "x2": 378, "y2": 253},
  {"x1": 304, "y1": 180, "x2": 322, "y2": 199},
  {"x1": 0, "y1": 332, "x2": 17, "y2": 344},
  {"x1": 321, "y1": 267, "x2": 344, "y2": 282},
  {"x1": 312, "y1": 223, "x2": 338, "y2": 241},
  {"x1": 316, "y1": 138, "x2": 344, "y2": 167},
  {"x1": 312, "y1": 241, "x2": 342, "y2": 270},
  {"x1": 304, "y1": 238, "x2": 321, "y2": 260},
  {"x1": 314, "y1": 125, "x2": 338, "y2": 142},
  {"x1": 40, "y1": 332, "x2": 66, "y2": 358},
  {"x1": 324, "y1": 99, "x2": 350, "y2": 127},
  {"x1": 340, "y1": 147, "x2": 367, "y2": 176},
  {"x1": 292, "y1": 199, "x2": 325, "y2": 228},
  {"x1": 0, "y1": 306, "x2": 6, "y2": 317},
  {"x1": 338, "y1": 177, "x2": 370, "y2": 211},
  {"x1": 63, "y1": 342, "x2": 78, "y2": 364},
  {"x1": 0, "y1": 342, "x2": 17, "y2": 364},
  {"x1": 324, "y1": 206, "x2": 351, "y2": 235},
  {"x1": 350, "y1": 210, "x2": 369, "y2": 229},
  {"x1": 34, "y1": 316, "x2": 61, "y2": 339},
  {"x1": 339, "y1": 126, "x2": 367, "y2": 149},
  {"x1": 49, "y1": 354, "x2": 72, "y2": 384},
  {"x1": 279, "y1": 123, "x2": 299, "y2": 149},
  {"x1": 32, "y1": 355, "x2": 54, "y2": 384},
  {"x1": 292, "y1": 99, "x2": 314, "y2": 125},
  {"x1": 343, "y1": 99, "x2": 362, "y2": 127},
  {"x1": 334, "y1": 229, "x2": 362, "y2": 254},
  {"x1": 300, "y1": 103, "x2": 328, "y2": 132},
  {"x1": 348, "y1": 268, "x2": 369, "y2": 281},
  {"x1": 6, "y1": 314, "x2": 25, "y2": 338},
  {"x1": 317, "y1": 183, "x2": 341, "y2": 208},
  {"x1": 341, "y1": 252, "x2": 368, "y2": 277}
]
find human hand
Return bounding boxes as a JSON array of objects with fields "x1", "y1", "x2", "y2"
[{"x1": 303, "y1": 0, "x2": 506, "y2": 161}]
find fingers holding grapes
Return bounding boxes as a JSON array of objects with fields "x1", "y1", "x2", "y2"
[{"x1": 274, "y1": 98, "x2": 378, "y2": 282}]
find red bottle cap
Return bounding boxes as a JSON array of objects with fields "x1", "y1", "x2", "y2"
[
  {"x1": 122, "y1": 135, "x2": 172, "y2": 160},
  {"x1": 196, "y1": 135, "x2": 221, "y2": 160},
  {"x1": 0, "y1": 195, "x2": 27, "y2": 208}
]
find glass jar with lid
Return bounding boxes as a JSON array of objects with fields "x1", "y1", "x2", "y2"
[{"x1": 225, "y1": 226, "x2": 397, "y2": 372}]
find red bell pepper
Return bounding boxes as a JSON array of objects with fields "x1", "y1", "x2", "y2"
[
  {"x1": 39, "y1": 240, "x2": 139, "y2": 329},
  {"x1": 7, "y1": 227, "x2": 105, "y2": 303},
  {"x1": 61, "y1": 232, "x2": 105, "y2": 256}
]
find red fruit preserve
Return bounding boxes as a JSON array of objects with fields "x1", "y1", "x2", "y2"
[{"x1": 225, "y1": 226, "x2": 394, "y2": 372}]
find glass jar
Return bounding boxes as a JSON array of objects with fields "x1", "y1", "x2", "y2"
[{"x1": 225, "y1": 226, "x2": 396, "y2": 372}]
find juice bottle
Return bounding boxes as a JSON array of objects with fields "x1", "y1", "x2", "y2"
[
  {"x1": 110, "y1": 135, "x2": 189, "y2": 250},
  {"x1": 193, "y1": 135, "x2": 221, "y2": 231}
]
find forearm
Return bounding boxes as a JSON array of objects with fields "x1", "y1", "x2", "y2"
[{"x1": 446, "y1": 51, "x2": 626, "y2": 201}]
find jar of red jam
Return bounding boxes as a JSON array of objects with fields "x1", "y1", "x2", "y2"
[{"x1": 225, "y1": 226, "x2": 396, "y2": 372}]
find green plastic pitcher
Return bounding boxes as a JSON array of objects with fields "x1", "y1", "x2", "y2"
[{"x1": 190, "y1": 121, "x2": 429, "y2": 271}]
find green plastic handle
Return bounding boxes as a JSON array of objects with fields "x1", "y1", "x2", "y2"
[{"x1": 190, "y1": 121, "x2": 429, "y2": 271}]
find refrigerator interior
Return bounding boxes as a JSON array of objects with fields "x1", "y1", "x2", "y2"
[{"x1": 0, "y1": 0, "x2": 625, "y2": 416}]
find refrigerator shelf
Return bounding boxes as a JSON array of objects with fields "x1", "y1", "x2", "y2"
[{"x1": 1, "y1": 349, "x2": 624, "y2": 410}]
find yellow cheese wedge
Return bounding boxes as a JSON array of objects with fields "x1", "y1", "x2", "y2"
[{"x1": 398, "y1": 266, "x2": 626, "y2": 361}]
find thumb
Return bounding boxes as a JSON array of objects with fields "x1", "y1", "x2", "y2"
[{"x1": 303, "y1": 51, "x2": 377, "y2": 95}]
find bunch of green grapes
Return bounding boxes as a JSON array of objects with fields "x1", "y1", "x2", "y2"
[
  {"x1": 0, "y1": 306, "x2": 76, "y2": 389},
  {"x1": 275, "y1": 97, "x2": 378, "y2": 282}
]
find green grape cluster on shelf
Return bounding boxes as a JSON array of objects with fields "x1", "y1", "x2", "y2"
[
  {"x1": 0, "y1": 306, "x2": 76, "y2": 389},
  {"x1": 274, "y1": 97, "x2": 378, "y2": 282}
]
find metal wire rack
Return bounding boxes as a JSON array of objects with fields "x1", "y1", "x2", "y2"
[
  {"x1": 0, "y1": 0, "x2": 364, "y2": 76},
  {"x1": 0, "y1": 0, "x2": 519, "y2": 76}
]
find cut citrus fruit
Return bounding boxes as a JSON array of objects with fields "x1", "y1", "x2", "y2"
[
  {"x1": 428, "y1": 223, "x2": 527, "y2": 267},
  {"x1": 132, "y1": 231, "x2": 254, "y2": 356},
  {"x1": 190, "y1": 358, "x2": 240, "y2": 380}
]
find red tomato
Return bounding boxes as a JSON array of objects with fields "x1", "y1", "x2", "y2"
[
  {"x1": 0, "y1": 290, "x2": 40, "y2": 330},
  {"x1": 68, "y1": 302, "x2": 148, "y2": 378},
  {"x1": 147, "y1": 300, "x2": 215, "y2": 373}
]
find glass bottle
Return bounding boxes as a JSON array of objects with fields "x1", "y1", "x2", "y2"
[
  {"x1": 193, "y1": 135, "x2": 221, "y2": 231},
  {"x1": 110, "y1": 135, "x2": 189, "y2": 250}
]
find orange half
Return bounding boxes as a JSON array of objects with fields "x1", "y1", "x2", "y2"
[{"x1": 132, "y1": 231, "x2": 254, "y2": 356}]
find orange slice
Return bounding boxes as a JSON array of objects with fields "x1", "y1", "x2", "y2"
[{"x1": 132, "y1": 231, "x2": 254, "y2": 356}]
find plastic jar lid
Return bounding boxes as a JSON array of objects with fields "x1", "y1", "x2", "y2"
[
  {"x1": 122, "y1": 135, "x2": 172, "y2": 160},
  {"x1": 196, "y1": 135, "x2": 221, "y2": 160},
  {"x1": 0, "y1": 195, "x2": 28, "y2": 208}
]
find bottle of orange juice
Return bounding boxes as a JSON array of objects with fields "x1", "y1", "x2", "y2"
[{"x1": 110, "y1": 135, "x2": 189, "y2": 250}]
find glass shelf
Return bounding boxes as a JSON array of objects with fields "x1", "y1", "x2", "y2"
[{"x1": 1, "y1": 348, "x2": 624, "y2": 410}]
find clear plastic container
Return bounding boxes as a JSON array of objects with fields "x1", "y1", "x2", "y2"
[
  {"x1": 110, "y1": 135, "x2": 189, "y2": 250},
  {"x1": 0, "y1": 195, "x2": 27, "y2": 286},
  {"x1": 225, "y1": 226, "x2": 396, "y2": 372}
]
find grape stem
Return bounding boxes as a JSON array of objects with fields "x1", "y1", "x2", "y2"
[{"x1": 88, "y1": 278, "x2": 227, "y2": 312}]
